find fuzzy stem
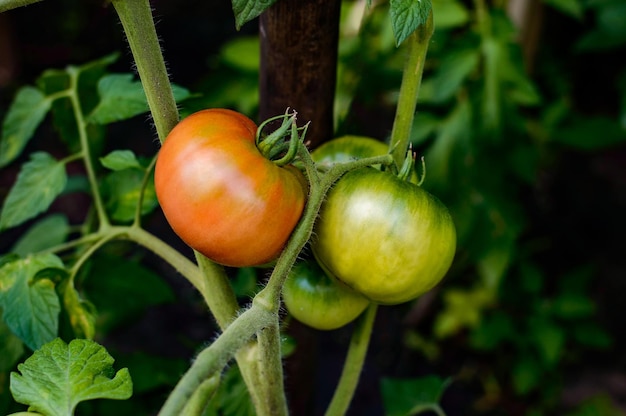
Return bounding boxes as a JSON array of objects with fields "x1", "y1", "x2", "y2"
[
  {"x1": 256, "y1": 321, "x2": 288, "y2": 416},
  {"x1": 111, "y1": 0, "x2": 179, "y2": 142},
  {"x1": 66, "y1": 67, "x2": 110, "y2": 230},
  {"x1": 325, "y1": 304, "x2": 378, "y2": 416},
  {"x1": 389, "y1": 12, "x2": 434, "y2": 167},
  {"x1": 158, "y1": 304, "x2": 276, "y2": 416}
]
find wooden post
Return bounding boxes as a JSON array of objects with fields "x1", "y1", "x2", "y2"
[{"x1": 259, "y1": 0, "x2": 341, "y2": 149}]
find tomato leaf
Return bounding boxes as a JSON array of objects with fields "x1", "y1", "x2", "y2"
[
  {"x1": 381, "y1": 376, "x2": 450, "y2": 416},
  {"x1": 0, "y1": 313, "x2": 25, "y2": 372},
  {"x1": 101, "y1": 169, "x2": 158, "y2": 223},
  {"x1": 10, "y1": 338, "x2": 132, "y2": 416},
  {"x1": 0, "y1": 0, "x2": 44, "y2": 13},
  {"x1": 389, "y1": 0, "x2": 433, "y2": 46},
  {"x1": 231, "y1": 0, "x2": 277, "y2": 30},
  {"x1": 87, "y1": 74, "x2": 190, "y2": 124},
  {"x1": 58, "y1": 279, "x2": 97, "y2": 340},
  {"x1": 82, "y1": 253, "x2": 175, "y2": 333},
  {"x1": 432, "y1": 0, "x2": 469, "y2": 29},
  {"x1": 10, "y1": 214, "x2": 70, "y2": 257},
  {"x1": 0, "y1": 254, "x2": 64, "y2": 351},
  {"x1": 0, "y1": 86, "x2": 52, "y2": 168},
  {"x1": 100, "y1": 150, "x2": 143, "y2": 171},
  {"x1": 0, "y1": 152, "x2": 67, "y2": 231}
]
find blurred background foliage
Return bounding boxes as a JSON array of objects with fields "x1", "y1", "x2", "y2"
[{"x1": 0, "y1": 0, "x2": 625, "y2": 415}]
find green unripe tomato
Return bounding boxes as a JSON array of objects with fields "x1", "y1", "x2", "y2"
[
  {"x1": 312, "y1": 135, "x2": 388, "y2": 166},
  {"x1": 312, "y1": 135, "x2": 419, "y2": 183},
  {"x1": 312, "y1": 167, "x2": 456, "y2": 305},
  {"x1": 282, "y1": 260, "x2": 370, "y2": 330}
]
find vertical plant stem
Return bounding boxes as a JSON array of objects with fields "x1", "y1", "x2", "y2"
[
  {"x1": 389, "y1": 12, "x2": 434, "y2": 167},
  {"x1": 158, "y1": 305, "x2": 276, "y2": 416},
  {"x1": 66, "y1": 67, "x2": 110, "y2": 229},
  {"x1": 180, "y1": 375, "x2": 220, "y2": 416},
  {"x1": 194, "y1": 252, "x2": 240, "y2": 328},
  {"x1": 324, "y1": 303, "x2": 378, "y2": 416},
  {"x1": 111, "y1": 0, "x2": 179, "y2": 142},
  {"x1": 257, "y1": 321, "x2": 289, "y2": 416}
]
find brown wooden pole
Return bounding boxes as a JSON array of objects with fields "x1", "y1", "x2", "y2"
[{"x1": 259, "y1": 0, "x2": 341, "y2": 149}]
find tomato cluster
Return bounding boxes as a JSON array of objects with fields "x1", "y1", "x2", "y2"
[{"x1": 155, "y1": 111, "x2": 456, "y2": 330}]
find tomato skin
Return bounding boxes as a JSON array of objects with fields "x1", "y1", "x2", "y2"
[
  {"x1": 312, "y1": 167, "x2": 456, "y2": 305},
  {"x1": 312, "y1": 135, "x2": 388, "y2": 166},
  {"x1": 154, "y1": 109, "x2": 307, "y2": 267},
  {"x1": 282, "y1": 260, "x2": 370, "y2": 330}
]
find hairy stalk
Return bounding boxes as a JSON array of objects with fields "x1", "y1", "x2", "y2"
[
  {"x1": 256, "y1": 320, "x2": 288, "y2": 416},
  {"x1": 158, "y1": 304, "x2": 276, "y2": 416},
  {"x1": 66, "y1": 66, "x2": 110, "y2": 229},
  {"x1": 111, "y1": 0, "x2": 179, "y2": 142},
  {"x1": 325, "y1": 304, "x2": 378, "y2": 416},
  {"x1": 180, "y1": 375, "x2": 220, "y2": 416},
  {"x1": 389, "y1": 12, "x2": 434, "y2": 167}
]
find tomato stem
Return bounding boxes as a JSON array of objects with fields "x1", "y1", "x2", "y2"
[
  {"x1": 389, "y1": 12, "x2": 434, "y2": 168},
  {"x1": 111, "y1": 0, "x2": 179, "y2": 142},
  {"x1": 158, "y1": 304, "x2": 276, "y2": 416},
  {"x1": 256, "y1": 321, "x2": 289, "y2": 416},
  {"x1": 66, "y1": 66, "x2": 111, "y2": 230},
  {"x1": 325, "y1": 303, "x2": 378, "y2": 416}
]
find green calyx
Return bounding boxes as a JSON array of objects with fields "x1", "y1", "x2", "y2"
[{"x1": 256, "y1": 110, "x2": 308, "y2": 167}]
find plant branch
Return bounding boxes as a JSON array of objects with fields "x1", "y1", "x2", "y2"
[
  {"x1": 111, "y1": 0, "x2": 179, "y2": 142},
  {"x1": 66, "y1": 66, "x2": 111, "y2": 230},
  {"x1": 389, "y1": 12, "x2": 434, "y2": 167},
  {"x1": 256, "y1": 320, "x2": 288, "y2": 416},
  {"x1": 158, "y1": 304, "x2": 276, "y2": 416},
  {"x1": 325, "y1": 303, "x2": 378, "y2": 416}
]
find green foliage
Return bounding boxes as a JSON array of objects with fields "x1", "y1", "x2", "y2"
[
  {"x1": 0, "y1": 153, "x2": 67, "y2": 231},
  {"x1": 381, "y1": 376, "x2": 450, "y2": 415},
  {"x1": 0, "y1": 254, "x2": 64, "y2": 351},
  {"x1": 389, "y1": 0, "x2": 433, "y2": 46},
  {"x1": 10, "y1": 338, "x2": 132, "y2": 416}
]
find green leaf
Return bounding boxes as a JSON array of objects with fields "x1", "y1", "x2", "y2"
[
  {"x1": 381, "y1": 376, "x2": 450, "y2": 416},
  {"x1": 0, "y1": 152, "x2": 67, "y2": 231},
  {"x1": 58, "y1": 279, "x2": 97, "y2": 340},
  {"x1": 10, "y1": 338, "x2": 132, "y2": 416},
  {"x1": 530, "y1": 317, "x2": 565, "y2": 366},
  {"x1": 11, "y1": 214, "x2": 70, "y2": 257},
  {"x1": 231, "y1": 0, "x2": 277, "y2": 30},
  {"x1": 0, "y1": 0, "x2": 44, "y2": 13},
  {"x1": 220, "y1": 36, "x2": 260, "y2": 72},
  {"x1": 0, "y1": 254, "x2": 64, "y2": 350},
  {"x1": 0, "y1": 87, "x2": 52, "y2": 168},
  {"x1": 553, "y1": 116, "x2": 626, "y2": 150},
  {"x1": 424, "y1": 48, "x2": 480, "y2": 103},
  {"x1": 573, "y1": 324, "x2": 612, "y2": 349},
  {"x1": 470, "y1": 311, "x2": 515, "y2": 350},
  {"x1": 115, "y1": 353, "x2": 187, "y2": 394},
  {"x1": 101, "y1": 169, "x2": 158, "y2": 222},
  {"x1": 542, "y1": 0, "x2": 584, "y2": 19},
  {"x1": 434, "y1": 287, "x2": 494, "y2": 338},
  {"x1": 551, "y1": 293, "x2": 595, "y2": 319},
  {"x1": 100, "y1": 150, "x2": 142, "y2": 171},
  {"x1": 512, "y1": 355, "x2": 542, "y2": 395},
  {"x1": 0, "y1": 312, "x2": 25, "y2": 372},
  {"x1": 83, "y1": 254, "x2": 175, "y2": 332},
  {"x1": 87, "y1": 74, "x2": 190, "y2": 124},
  {"x1": 390, "y1": 0, "x2": 433, "y2": 46},
  {"x1": 432, "y1": 0, "x2": 469, "y2": 29}
]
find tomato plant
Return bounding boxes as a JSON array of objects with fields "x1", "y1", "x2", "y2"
[
  {"x1": 282, "y1": 259, "x2": 370, "y2": 331},
  {"x1": 154, "y1": 108, "x2": 307, "y2": 267},
  {"x1": 313, "y1": 166, "x2": 457, "y2": 305},
  {"x1": 312, "y1": 135, "x2": 389, "y2": 166}
]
